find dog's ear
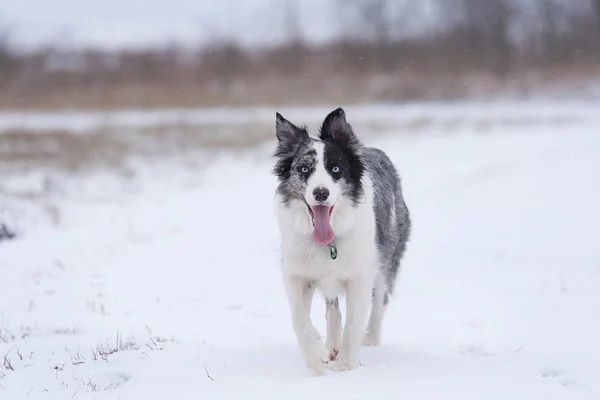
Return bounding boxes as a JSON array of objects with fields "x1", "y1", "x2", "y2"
[
  {"x1": 319, "y1": 108, "x2": 361, "y2": 149},
  {"x1": 273, "y1": 113, "x2": 310, "y2": 179},
  {"x1": 276, "y1": 112, "x2": 309, "y2": 146}
]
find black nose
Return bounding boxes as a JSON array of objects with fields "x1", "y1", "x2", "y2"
[{"x1": 313, "y1": 187, "x2": 330, "y2": 202}]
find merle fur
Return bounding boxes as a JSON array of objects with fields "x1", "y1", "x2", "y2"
[
  {"x1": 362, "y1": 146, "x2": 411, "y2": 293},
  {"x1": 273, "y1": 107, "x2": 411, "y2": 298}
]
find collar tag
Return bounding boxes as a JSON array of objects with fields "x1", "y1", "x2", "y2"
[{"x1": 329, "y1": 244, "x2": 338, "y2": 260}]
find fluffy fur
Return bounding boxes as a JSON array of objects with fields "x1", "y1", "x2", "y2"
[{"x1": 273, "y1": 108, "x2": 411, "y2": 374}]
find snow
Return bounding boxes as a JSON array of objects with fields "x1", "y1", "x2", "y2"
[
  {"x1": 2, "y1": 100, "x2": 600, "y2": 133},
  {"x1": 1, "y1": 103, "x2": 599, "y2": 399}
]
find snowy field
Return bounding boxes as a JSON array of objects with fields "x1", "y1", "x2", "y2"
[{"x1": 1, "y1": 101, "x2": 599, "y2": 399}]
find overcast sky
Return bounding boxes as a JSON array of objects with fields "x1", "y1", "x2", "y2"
[
  {"x1": 1, "y1": 0, "x2": 339, "y2": 49},
  {"x1": 4, "y1": 0, "x2": 574, "y2": 50}
]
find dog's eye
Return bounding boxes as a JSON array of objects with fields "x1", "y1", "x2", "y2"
[
  {"x1": 332, "y1": 166, "x2": 340, "y2": 173},
  {"x1": 300, "y1": 166, "x2": 309, "y2": 173}
]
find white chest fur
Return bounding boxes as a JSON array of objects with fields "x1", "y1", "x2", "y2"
[
  {"x1": 283, "y1": 234, "x2": 378, "y2": 299},
  {"x1": 275, "y1": 178, "x2": 378, "y2": 300}
]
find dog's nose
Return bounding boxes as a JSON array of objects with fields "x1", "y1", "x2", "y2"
[{"x1": 313, "y1": 187, "x2": 330, "y2": 202}]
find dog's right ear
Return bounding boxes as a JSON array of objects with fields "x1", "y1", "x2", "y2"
[
  {"x1": 276, "y1": 112, "x2": 309, "y2": 146},
  {"x1": 273, "y1": 113, "x2": 310, "y2": 179}
]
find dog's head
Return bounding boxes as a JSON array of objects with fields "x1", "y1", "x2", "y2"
[{"x1": 273, "y1": 108, "x2": 364, "y2": 245}]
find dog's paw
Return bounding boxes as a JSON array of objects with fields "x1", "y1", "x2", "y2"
[
  {"x1": 305, "y1": 356, "x2": 327, "y2": 374},
  {"x1": 328, "y1": 355, "x2": 359, "y2": 372},
  {"x1": 301, "y1": 341, "x2": 330, "y2": 375}
]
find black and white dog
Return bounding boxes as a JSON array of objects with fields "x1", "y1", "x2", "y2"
[{"x1": 273, "y1": 108, "x2": 411, "y2": 373}]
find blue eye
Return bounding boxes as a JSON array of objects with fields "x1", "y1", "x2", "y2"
[
  {"x1": 332, "y1": 166, "x2": 340, "y2": 173},
  {"x1": 301, "y1": 166, "x2": 309, "y2": 173}
]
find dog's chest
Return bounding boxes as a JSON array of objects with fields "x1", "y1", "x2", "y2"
[{"x1": 284, "y1": 236, "x2": 377, "y2": 297}]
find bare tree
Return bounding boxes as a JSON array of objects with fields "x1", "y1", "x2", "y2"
[
  {"x1": 278, "y1": 0, "x2": 308, "y2": 72},
  {"x1": 285, "y1": 0, "x2": 302, "y2": 45},
  {"x1": 537, "y1": 0, "x2": 566, "y2": 61},
  {"x1": 2, "y1": 0, "x2": 600, "y2": 109},
  {"x1": 593, "y1": 0, "x2": 600, "y2": 38},
  {"x1": 335, "y1": 0, "x2": 413, "y2": 70},
  {"x1": 0, "y1": 29, "x2": 17, "y2": 89},
  {"x1": 198, "y1": 43, "x2": 251, "y2": 84},
  {"x1": 337, "y1": 0, "x2": 395, "y2": 45},
  {"x1": 460, "y1": 0, "x2": 514, "y2": 77}
]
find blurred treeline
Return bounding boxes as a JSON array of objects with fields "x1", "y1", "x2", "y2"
[{"x1": 1, "y1": 0, "x2": 600, "y2": 109}]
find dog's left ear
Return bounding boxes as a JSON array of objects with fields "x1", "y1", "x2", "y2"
[{"x1": 319, "y1": 108, "x2": 361, "y2": 148}]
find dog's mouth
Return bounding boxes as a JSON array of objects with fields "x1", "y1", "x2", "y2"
[{"x1": 306, "y1": 202, "x2": 335, "y2": 245}]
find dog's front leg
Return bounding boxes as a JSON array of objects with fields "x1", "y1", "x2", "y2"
[
  {"x1": 334, "y1": 276, "x2": 372, "y2": 371},
  {"x1": 284, "y1": 275, "x2": 328, "y2": 374}
]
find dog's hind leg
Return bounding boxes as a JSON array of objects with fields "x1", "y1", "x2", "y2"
[
  {"x1": 325, "y1": 298, "x2": 342, "y2": 360},
  {"x1": 284, "y1": 276, "x2": 328, "y2": 374},
  {"x1": 363, "y1": 272, "x2": 388, "y2": 346}
]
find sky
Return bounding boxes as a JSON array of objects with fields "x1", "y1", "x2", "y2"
[
  {"x1": 2, "y1": 0, "x2": 572, "y2": 51},
  {"x1": 0, "y1": 0, "x2": 338, "y2": 49}
]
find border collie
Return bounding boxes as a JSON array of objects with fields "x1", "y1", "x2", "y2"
[{"x1": 273, "y1": 108, "x2": 411, "y2": 373}]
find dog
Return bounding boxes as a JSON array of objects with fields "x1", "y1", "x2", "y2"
[{"x1": 273, "y1": 107, "x2": 411, "y2": 373}]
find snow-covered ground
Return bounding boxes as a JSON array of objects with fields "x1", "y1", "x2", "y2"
[
  {"x1": 2, "y1": 100, "x2": 600, "y2": 133},
  {"x1": 1, "y1": 103, "x2": 599, "y2": 399}
]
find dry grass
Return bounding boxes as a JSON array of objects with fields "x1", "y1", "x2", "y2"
[
  {"x1": 91, "y1": 333, "x2": 140, "y2": 362},
  {"x1": 89, "y1": 332, "x2": 176, "y2": 363},
  {"x1": 0, "y1": 327, "x2": 16, "y2": 344},
  {"x1": 0, "y1": 108, "x2": 586, "y2": 177},
  {"x1": 2, "y1": 64, "x2": 600, "y2": 112},
  {"x1": 3, "y1": 350, "x2": 15, "y2": 371},
  {"x1": 0, "y1": 222, "x2": 17, "y2": 242},
  {"x1": 0, "y1": 122, "x2": 272, "y2": 174},
  {"x1": 0, "y1": 129, "x2": 131, "y2": 172}
]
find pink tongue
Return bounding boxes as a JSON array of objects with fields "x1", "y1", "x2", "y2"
[{"x1": 312, "y1": 205, "x2": 334, "y2": 245}]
